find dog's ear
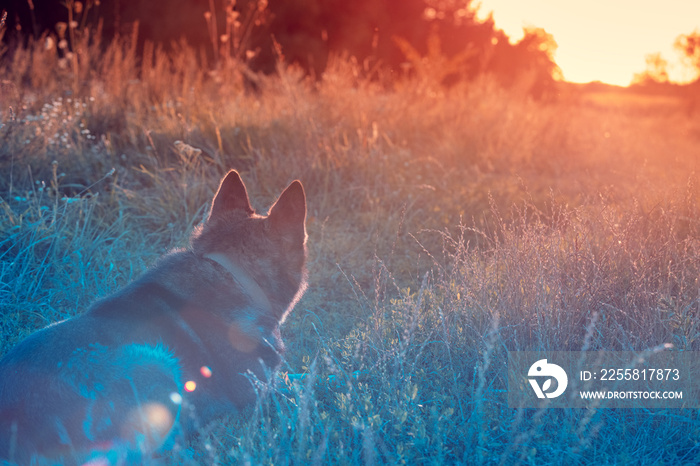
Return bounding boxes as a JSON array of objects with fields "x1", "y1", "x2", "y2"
[
  {"x1": 210, "y1": 170, "x2": 254, "y2": 219},
  {"x1": 268, "y1": 180, "x2": 306, "y2": 242}
]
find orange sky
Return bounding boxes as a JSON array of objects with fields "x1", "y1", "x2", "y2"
[{"x1": 475, "y1": 0, "x2": 700, "y2": 86}]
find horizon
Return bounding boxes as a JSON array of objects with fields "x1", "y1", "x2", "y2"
[{"x1": 476, "y1": 0, "x2": 700, "y2": 87}]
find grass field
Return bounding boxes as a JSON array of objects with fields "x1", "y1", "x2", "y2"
[{"x1": 2, "y1": 31, "x2": 700, "y2": 464}]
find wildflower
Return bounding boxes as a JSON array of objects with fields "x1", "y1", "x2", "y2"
[{"x1": 174, "y1": 140, "x2": 202, "y2": 158}]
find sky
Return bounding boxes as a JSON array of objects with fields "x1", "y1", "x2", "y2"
[{"x1": 475, "y1": 0, "x2": 700, "y2": 86}]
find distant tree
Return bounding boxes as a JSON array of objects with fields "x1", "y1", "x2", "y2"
[
  {"x1": 631, "y1": 52, "x2": 670, "y2": 85},
  {"x1": 486, "y1": 27, "x2": 561, "y2": 99},
  {"x1": 673, "y1": 30, "x2": 700, "y2": 116},
  {"x1": 674, "y1": 31, "x2": 700, "y2": 81}
]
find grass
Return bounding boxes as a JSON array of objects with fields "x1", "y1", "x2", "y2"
[{"x1": 2, "y1": 25, "x2": 700, "y2": 464}]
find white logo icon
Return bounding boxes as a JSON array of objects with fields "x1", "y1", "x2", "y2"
[{"x1": 528, "y1": 359, "x2": 568, "y2": 399}]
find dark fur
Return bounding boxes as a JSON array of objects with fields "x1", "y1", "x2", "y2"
[{"x1": 0, "y1": 171, "x2": 307, "y2": 464}]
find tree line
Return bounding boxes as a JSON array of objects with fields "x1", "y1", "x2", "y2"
[{"x1": 3, "y1": 0, "x2": 560, "y2": 98}]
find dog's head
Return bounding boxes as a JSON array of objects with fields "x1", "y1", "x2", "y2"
[{"x1": 192, "y1": 170, "x2": 308, "y2": 323}]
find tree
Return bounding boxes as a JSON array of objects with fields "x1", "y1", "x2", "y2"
[
  {"x1": 486, "y1": 27, "x2": 561, "y2": 99},
  {"x1": 674, "y1": 31, "x2": 700, "y2": 81},
  {"x1": 631, "y1": 52, "x2": 669, "y2": 85}
]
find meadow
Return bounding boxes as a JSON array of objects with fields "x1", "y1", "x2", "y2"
[{"x1": 1, "y1": 29, "x2": 700, "y2": 464}]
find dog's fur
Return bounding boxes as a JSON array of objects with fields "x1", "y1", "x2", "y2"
[{"x1": 0, "y1": 170, "x2": 307, "y2": 464}]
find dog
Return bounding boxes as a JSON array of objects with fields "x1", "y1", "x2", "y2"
[{"x1": 0, "y1": 170, "x2": 308, "y2": 464}]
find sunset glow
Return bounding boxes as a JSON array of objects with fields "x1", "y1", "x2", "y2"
[{"x1": 476, "y1": 0, "x2": 700, "y2": 86}]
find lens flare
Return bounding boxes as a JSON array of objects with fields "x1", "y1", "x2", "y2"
[
  {"x1": 184, "y1": 380, "x2": 197, "y2": 392},
  {"x1": 228, "y1": 324, "x2": 258, "y2": 353},
  {"x1": 122, "y1": 402, "x2": 175, "y2": 450}
]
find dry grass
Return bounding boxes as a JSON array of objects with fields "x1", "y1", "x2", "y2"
[{"x1": 2, "y1": 27, "x2": 700, "y2": 464}]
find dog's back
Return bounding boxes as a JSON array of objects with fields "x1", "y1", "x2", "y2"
[{"x1": 0, "y1": 171, "x2": 307, "y2": 464}]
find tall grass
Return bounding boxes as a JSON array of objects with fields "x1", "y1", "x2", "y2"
[{"x1": 2, "y1": 23, "x2": 700, "y2": 464}]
